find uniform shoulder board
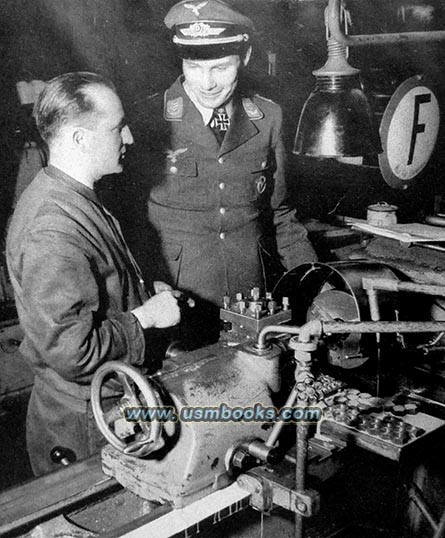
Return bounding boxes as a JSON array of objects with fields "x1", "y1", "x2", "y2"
[
  {"x1": 164, "y1": 94, "x2": 184, "y2": 121},
  {"x1": 242, "y1": 97, "x2": 264, "y2": 120}
]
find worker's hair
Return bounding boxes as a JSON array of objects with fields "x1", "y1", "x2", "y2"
[{"x1": 33, "y1": 72, "x2": 116, "y2": 144}]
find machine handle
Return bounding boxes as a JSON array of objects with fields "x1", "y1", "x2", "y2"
[{"x1": 91, "y1": 361, "x2": 164, "y2": 457}]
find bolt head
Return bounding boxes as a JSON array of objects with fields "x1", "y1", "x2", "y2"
[{"x1": 296, "y1": 502, "x2": 307, "y2": 512}]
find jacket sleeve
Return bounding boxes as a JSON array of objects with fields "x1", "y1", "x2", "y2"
[
  {"x1": 269, "y1": 106, "x2": 318, "y2": 270},
  {"x1": 18, "y1": 226, "x2": 145, "y2": 384}
]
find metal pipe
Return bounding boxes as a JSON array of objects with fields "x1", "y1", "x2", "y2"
[
  {"x1": 425, "y1": 215, "x2": 445, "y2": 228},
  {"x1": 265, "y1": 383, "x2": 299, "y2": 448},
  {"x1": 295, "y1": 423, "x2": 309, "y2": 538},
  {"x1": 416, "y1": 243, "x2": 445, "y2": 254},
  {"x1": 328, "y1": 0, "x2": 445, "y2": 47},
  {"x1": 321, "y1": 320, "x2": 445, "y2": 335},
  {"x1": 364, "y1": 286, "x2": 383, "y2": 396},
  {"x1": 257, "y1": 319, "x2": 445, "y2": 348},
  {"x1": 257, "y1": 325, "x2": 301, "y2": 350},
  {"x1": 409, "y1": 482, "x2": 438, "y2": 533},
  {"x1": 293, "y1": 345, "x2": 314, "y2": 538},
  {"x1": 362, "y1": 277, "x2": 445, "y2": 297},
  {"x1": 407, "y1": 392, "x2": 445, "y2": 410},
  {"x1": 365, "y1": 287, "x2": 382, "y2": 321},
  {"x1": 298, "y1": 320, "x2": 322, "y2": 343},
  {"x1": 433, "y1": 508, "x2": 445, "y2": 538}
]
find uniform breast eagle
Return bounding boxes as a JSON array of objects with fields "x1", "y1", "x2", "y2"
[{"x1": 166, "y1": 147, "x2": 188, "y2": 163}]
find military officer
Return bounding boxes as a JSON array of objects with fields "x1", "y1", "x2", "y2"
[{"x1": 127, "y1": 0, "x2": 317, "y2": 346}]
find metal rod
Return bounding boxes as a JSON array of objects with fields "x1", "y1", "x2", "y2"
[
  {"x1": 362, "y1": 277, "x2": 445, "y2": 297},
  {"x1": 294, "y1": 347, "x2": 311, "y2": 538},
  {"x1": 433, "y1": 508, "x2": 445, "y2": 538},
  {"x1": 416, "y1": 243, "x2": 445, "y2": 254},
  {"x1": 295, "y1": 421, "x2": 309, "y2": 538},
  {"x1": 328, "y1": 0, "x2": 445, "y2": 47},
  {"x1": 409, "y1": 482, "x2": 438, "y2": 533},
  {"x1": 364, "y1": 287, "x2": 382, "y2": 396},
  {"x1": 265, "y1": 383, "x2": 299, "y2": 448},
  {"x1": 406, "y1": 392, "x2": 445, "y2": 410},
  {"x1": 322, "y1": 320, "x2": 445, "y2": 334},
  {"x1": 257, "y1": 320, "x2": 445, "y2": 349}
]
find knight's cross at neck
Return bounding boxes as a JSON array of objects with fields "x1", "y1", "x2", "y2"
[{"x1": 210, "y1": 107, "x2": 230, "y2": 144}]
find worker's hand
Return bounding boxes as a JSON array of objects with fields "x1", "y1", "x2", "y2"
[
  {"x1": 131, "y1": 291, "x2": 180, "y2": 329},
  {"x1": 153, "y1": 280, "x2": 173, "y2": 294},
  {"x1": 153, "y1": 281, "x2": 195, "y2": 309}
]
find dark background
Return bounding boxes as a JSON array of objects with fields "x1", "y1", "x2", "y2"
[{"x1": 1, "y1": 0, "x2": 445, "y2": 238}]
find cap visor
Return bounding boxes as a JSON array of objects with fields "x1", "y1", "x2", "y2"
[{"x1": 175, "y1": 42, "x2": 246, "y2": 60}]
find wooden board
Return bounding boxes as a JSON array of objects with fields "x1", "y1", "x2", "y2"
[
  {"x1": 0, "y1": 455, "x2": 118, "y2": 535},
  {"x1": 343, "y1": 217, "x2": 445, "y2": 244}
]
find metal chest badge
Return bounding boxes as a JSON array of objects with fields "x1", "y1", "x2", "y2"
[{"x1": 256, "y1": 175, "x2": 267, "y2": 194}]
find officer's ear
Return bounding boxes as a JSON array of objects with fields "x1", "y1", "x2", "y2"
[{"x1": 242, "y1": 46, "x2": 252, "y2": 67}]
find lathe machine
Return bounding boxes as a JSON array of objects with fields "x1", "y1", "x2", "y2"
[{"x1": 2, "y1": 261, "x2": 445, "y2": 538}]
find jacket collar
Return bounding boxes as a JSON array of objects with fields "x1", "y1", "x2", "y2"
[
  {"x1": 45, "y1": 164, "x2": 101, "y2": 206},
  {"x1": 219, "y1": 94, "x2": 259, "y2": 156},
  {"x1": 164, "y1": 76, "x2": 262, "y2": 155}
]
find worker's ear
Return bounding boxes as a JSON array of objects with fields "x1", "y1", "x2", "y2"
[
  {"x1": 242, "y1": 46, "x2": 252, "y2": 67},
  {"x1": 72, "y1": 127, "x2": 88, "y2": 151}
]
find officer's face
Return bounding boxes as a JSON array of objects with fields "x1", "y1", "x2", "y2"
[
  {"x1": 85, "y1": 85, "x2": 134, "y2": 180},
  {"x1": 182, "y1": 55, "x2": 242, "y2": 109}
]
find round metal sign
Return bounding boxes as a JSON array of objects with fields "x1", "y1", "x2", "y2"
[{"x1": 378, "y1": 75, "x2": 440, "y2": 189}]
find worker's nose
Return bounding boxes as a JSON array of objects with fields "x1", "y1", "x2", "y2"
[{"x1": 121, "y1": 125, "x2": 134, "y2": 145}]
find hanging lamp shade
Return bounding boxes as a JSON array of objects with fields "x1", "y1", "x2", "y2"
[{"x1": 293, "y1": 40, "x2": 381, "y2": 158}]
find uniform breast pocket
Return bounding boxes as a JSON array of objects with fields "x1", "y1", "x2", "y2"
[
  {"x1": 229, "y1": 162, "x2": 271, "y2": 204},
  {"x1": 250, "y1": 165, "x2": 272, "y2": 201},
  {"x1": 166, "y1": 157, "x2": 209, "y2": 206}
]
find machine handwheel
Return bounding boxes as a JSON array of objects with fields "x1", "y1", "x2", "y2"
[{"x1": 91, "y1": 361, "x2": 163, "y2": 457}]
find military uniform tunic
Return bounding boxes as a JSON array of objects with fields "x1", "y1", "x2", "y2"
[{"x1": 132, "y1": 76, "x2": 316, "y2": 312}]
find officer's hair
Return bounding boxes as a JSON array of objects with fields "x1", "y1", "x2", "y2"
[{"x1": 33, "y1": 72, "x2": 116, "y2": 144}]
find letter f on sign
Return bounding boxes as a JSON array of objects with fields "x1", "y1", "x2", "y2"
[{"x1": 408, "y1": 93, "x2": 431, "y2": 166}]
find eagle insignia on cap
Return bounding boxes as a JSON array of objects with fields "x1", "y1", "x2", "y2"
[
  {"x1": 181, "y1": 22, "x2": 225, "y2": 38},
  {"x1": 165, "y1": 96, "x2": 184, "y2": 121},
  {"x1": 242, "y1": 98, "x2": 264, "y2": 120},
  {"x1": 184, "y1": 1, "x2": 208, "y2": 17}
]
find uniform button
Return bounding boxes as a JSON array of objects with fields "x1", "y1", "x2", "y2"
[
  {"x1": 219, "y1": 207, "x2": 226, "y2": 215},
  {"x1": 261, "y1": 161, "x2": 267, "y2": 168},
  {"x1": 219, "y1": 182, "x2": 225, "y2": 190},
  {"x1": 218, "y1": 157, "x2": 224, "y2": 164},
  {"x1": 219, "y1": 232, "x2": 225, "y2": 240},
  {"x1": 170, "y1": 166, "x2": 178, "y2": 174}
]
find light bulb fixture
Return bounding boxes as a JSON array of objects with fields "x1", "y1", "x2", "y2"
[{"x1": 294, "y1": 36, "x2": 381, "y2": 158}]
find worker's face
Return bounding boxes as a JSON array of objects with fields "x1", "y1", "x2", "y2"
[
  {"x1": 86, "y1": 85, "x2": 134, "y2": 179},
  {"x1": 182, "y1": 54, "x2": 245, "y2": 109}
]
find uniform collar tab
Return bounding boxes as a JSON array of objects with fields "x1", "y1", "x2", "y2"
[{"x1": 164, "y1": 94, "x2": 184, "y2": 121}]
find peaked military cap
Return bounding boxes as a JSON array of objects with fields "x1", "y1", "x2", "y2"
[{"x1": 165, "y1": 0, "x2": 254, "y2": 59}]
